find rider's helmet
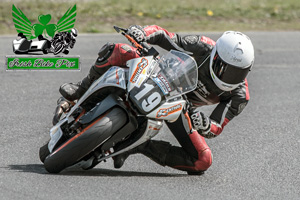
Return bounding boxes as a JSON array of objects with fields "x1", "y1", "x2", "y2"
[
  {"x1": 209, "y1": 31, "x2": 254, "y2": 91},
  {"x1": 70, "y1": 28, "x2": 78, "y2": 39}
]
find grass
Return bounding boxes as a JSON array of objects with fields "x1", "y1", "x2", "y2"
[{"x1": 1, "y1": 0, "x2": 300, "y2": 35}]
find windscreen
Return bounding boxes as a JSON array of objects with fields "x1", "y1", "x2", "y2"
[{"x1": 150, "y1": 50, "x2": 198, "y2": 99}]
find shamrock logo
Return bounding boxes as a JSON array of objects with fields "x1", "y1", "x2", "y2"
[{"x1": 32, "y1": 14, "x2": 57, "y2": 38}]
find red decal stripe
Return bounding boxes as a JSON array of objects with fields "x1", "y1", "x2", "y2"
[{"x1": 245, "y1": 78, "x2": 250, "y2": 100}]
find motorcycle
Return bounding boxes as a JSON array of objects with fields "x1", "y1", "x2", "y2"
[
  {"x1": 50, "y1": 32, "x2": 75, "y2": 55},
  {"x1": 39, "y1": 26, "x2": 198, "y2": 173}
]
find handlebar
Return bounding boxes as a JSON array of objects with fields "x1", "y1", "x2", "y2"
[
  {"x1": 114, "y1": 25, "x2": 158, "y2": 57},
  {"x1": 113, "y1": 25, "x2": 193, "y2": 57}
]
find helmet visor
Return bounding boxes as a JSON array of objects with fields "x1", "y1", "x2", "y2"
[{"x1": 212, "y1": 52, "x2": 251, "y2": 84}]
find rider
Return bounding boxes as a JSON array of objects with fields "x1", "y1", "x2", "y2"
[{"x1": 55, "y1": 25, "x2": 254, "y2": 175}]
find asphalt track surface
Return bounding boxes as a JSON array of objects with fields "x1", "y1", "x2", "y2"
[{"x1": 0, "y1": 32, "x2": 299, "y2": 200}]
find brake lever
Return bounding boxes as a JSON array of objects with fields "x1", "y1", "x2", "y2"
[
  {"x1": 113, "y1": 26, "x2": 128, "y2": 33},
  {"x1": 183, "y1": 94, "x2": 193, "y2": 112}
]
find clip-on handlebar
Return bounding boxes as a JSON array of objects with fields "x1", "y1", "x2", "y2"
[{"x1": 114, "y1": 26, "x2": 159, "y2": 57}]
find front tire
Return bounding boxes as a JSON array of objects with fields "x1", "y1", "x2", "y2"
[
  {"x1": 44, "y1": 107, "x2": 127, "y2": 173},
  {"x1": 39, "y1": 141, "x2": 50, "y2": 163},
  {"x1": 53, "y1": 43, "x2": 64, "y2": 55}
]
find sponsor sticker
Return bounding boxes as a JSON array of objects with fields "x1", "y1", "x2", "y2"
[
  {"x1": 152, "y1": 73, "x2": 172, "y2": 95},
  {"x1": 152, "y1": 77, "x2": 168, "y2": 95},
  {"x1": 130, "y1": 58, "x2": 148, "y2": 83},
  {"x1": 156, "y1": 103, "x2": 182, "y2": 118}
]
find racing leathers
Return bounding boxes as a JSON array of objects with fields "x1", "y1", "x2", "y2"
[
  {"x1": 130, "y1": 25, "x2": 250, "y2": 138},
  {"x1": 58, "y1": 25, "x2": 250, "y2": 174}
]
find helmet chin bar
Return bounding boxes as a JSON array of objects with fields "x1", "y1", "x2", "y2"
[{"x1": 211, "y1": 71, "x2": 240, "y2": 91}]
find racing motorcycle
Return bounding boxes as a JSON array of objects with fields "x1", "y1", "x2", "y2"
[
  {"x1": 39, "y1": 26, "x2": 198, "y2": 173},
  {"x1": 50, "y1": 32, "x2": 76, "y2": 55}
]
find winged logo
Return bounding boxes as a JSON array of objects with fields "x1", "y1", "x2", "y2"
[{"x1": 12, "y1": 4, "x2": 76, "y2": 40}]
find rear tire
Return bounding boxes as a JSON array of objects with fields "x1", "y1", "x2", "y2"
[{"x1": 44, "y1": 107, "x2": 127, "y2": 173}]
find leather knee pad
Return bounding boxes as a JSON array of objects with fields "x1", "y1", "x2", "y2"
[
  {"x1": 193, "y1": 148, "x2": 212, "y2": 171},
  {"x1": 188, "y1": 130, "x2": 212, "y2": 171}
]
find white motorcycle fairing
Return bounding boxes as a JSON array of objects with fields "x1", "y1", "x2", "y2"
[{"x1": 66, "y1": 66, "x2": 127, "y2": 123}]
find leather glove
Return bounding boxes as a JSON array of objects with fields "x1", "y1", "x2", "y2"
[
  {"x1": 128, "y1": 25, "x2": 146, "y2": 43},
  {"x1": 52, "y1": 97, "x2": 71, "y2": 125},
  {"x1": 190, "y1": 111, "x2": 214, "y2": 138}
]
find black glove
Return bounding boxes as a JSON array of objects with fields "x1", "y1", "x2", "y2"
[{"x1": 128, "y1": 25, "x2": 146, "y2": 43}]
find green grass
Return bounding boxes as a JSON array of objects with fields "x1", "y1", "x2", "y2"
[{"x1": 1, "y1": 0, "x2": 300, "y2": 35}]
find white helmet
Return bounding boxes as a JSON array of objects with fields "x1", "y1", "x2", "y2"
[{"x1": 209, "y1": 31, "x2": 254, "y2": 91}]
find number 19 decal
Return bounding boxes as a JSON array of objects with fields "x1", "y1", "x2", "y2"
[{"x1": 135, "y1": 83, "x2": 161, "y2": 112}]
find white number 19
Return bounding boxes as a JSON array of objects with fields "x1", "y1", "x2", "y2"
[{"x1": 134, "y1": 83, "x2": 161, "y2": 112}]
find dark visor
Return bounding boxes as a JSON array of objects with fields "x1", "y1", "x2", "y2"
[{"x1": 212, "y1": 52, "x2": 251, "y2": 84}]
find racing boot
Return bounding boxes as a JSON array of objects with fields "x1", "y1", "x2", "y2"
[{"x1": 113, "y1": 140, "x2": 172, "y2": 169}]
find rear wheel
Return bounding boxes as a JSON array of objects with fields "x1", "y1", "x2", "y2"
[{"x1": 44, "y1": 107, "x2": 127, "y2": 173}]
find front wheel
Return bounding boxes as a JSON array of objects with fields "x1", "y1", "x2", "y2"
[
  {"x1": 53, "y1": 43, "x2": 64, "y2": 55},
  {"x1": 44, "y1": 107, "x2": 127, "y2": 173},
  {"x1": 39, "y1": 140, "x2": 50, "y2": 163}
]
